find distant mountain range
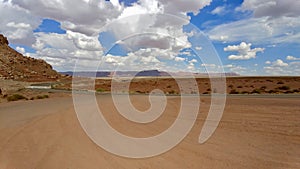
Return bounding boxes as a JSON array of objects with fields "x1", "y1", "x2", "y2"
[{"x1": 61, "y1": 70, "x2": 239, "y2": 77}]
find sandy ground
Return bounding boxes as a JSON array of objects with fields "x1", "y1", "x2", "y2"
[{"x1": 0, "y1": 95, "x2": 299, "y2": 169}]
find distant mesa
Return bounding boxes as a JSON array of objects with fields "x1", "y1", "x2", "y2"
[
  {"x1": 61, "y1": 70, "x2": 239, "y2": 78},
  {"x1": 0, "y1": 34, "x2": 61, "y2": 82}
]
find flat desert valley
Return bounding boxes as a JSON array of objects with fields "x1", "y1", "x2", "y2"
[{"x1": 0, "y1": 93, "x2": 299, "y2": 169}]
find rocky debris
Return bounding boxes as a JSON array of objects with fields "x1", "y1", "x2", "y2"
[{"x1": 0, "y1": 34, "x2": 61, "y2": 82}]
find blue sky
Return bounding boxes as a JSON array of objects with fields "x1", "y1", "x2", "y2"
[{"x1": 1, "y1": 0, "x2": 299, "y2": 75}]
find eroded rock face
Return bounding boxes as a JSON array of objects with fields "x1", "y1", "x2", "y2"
[
  {"x1": 0, "y1": 34, "x2": 61, "y2": 82},
  {"x1": 0, "y1": 34, "x2": 9, "y2": 46}
]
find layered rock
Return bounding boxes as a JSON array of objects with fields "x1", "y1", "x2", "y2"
[{"x1": 0, "y1": 34, "x2": 61, "y2": 82}]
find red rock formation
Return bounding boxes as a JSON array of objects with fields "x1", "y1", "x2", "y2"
[{"x1": 0, "y1": 34, "x2": 61, "y2": 82}]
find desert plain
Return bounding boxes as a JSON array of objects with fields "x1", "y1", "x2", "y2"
[{"x1": 0, "y1": 76, "x2": 299, "y2": 169}]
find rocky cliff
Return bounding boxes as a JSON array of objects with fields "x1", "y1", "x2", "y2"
[{"x1": 0, "y1": 34, "x2": 61, "y2": 82}]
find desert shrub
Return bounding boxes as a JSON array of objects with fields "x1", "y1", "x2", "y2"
[
  {"x1": 241, "y1": 91, "x2": 249, "y2": 94},
  {"x1": 293, "y1": 89, "x2": 300, "y2": 93},
  {"x1": 7, "y1": 94, "x2": 27, "y2": 101},
  {"x1": 278, "y1": 86, "x2": 290, "y2": 90},
  {"x1": 228, "y1": 84, "x2": 233, "y2": 88},
  {"x1": 267, "y1": 89, "x2": 279, "y2": 94},
  {"x1": 284, "y1": 90, "x2": 293, "y2": 94},
  {"x1": 277, "y1": 81, "x2": 284, "y2": 84},
  {"x1": 250, "y1": 85, "x2": 254, "y2": 88},
  {"x1": 207, "y1": 88, "x2": 211, "y2": 91},
  {"x1": 260, "y1": 86, "x2": 267, "y2": 90},
  {"x1": 167, "y1": 85, "x2": 172, "y2": 88},
  {"x1": 251, "y1": 89, "x2": 261, "y2": 94},
  {"x1": 36, "y1": 95, "x2": 49, "y2": 99},
  {"x1": 229, "y1": 89, "x2": 239, "y2": 94},
  {"x1": 266, "y1": 79, "x2": 273, "y2": 82},
  {"x1": 237, "y1": 86, "x2": 243, "y2": 88},
  {"x1": 202, "y1": 92, "x2": 209, "y2": 94},
  {"x1": 169, "y1": 90, "x2": 176, "y2": 94},
  {"x1": 96, "y1": 88, "x2": 106, "y2": 92}
]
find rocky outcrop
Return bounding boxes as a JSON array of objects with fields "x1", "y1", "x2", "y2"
[{"x1": 0, "y1": 34, "x2": 61, "y2": 82}]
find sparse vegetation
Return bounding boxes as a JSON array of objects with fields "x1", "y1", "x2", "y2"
[
  {"x1": 229, "y1": 89, "x2": 239, "y2": 94},
  {"x1": 191, "y1": 91, "x2": 198, "y2": 94},
  {"x1": 251, "y1": 89, "x2": 261, "y2": 94},
  {"x1": 169, "y1": 90, "x2": 176, "y2": 94},
  {"x1": 277, "y1": 81, "x2": 284, "y2": 84},
  {"x1": 96, "y1": 88, "x2": 106, "y2": 92},
  {"x1": 228, "y1": 84, "x2": 233, "y2": 88},
  {"x1": 278, "y1": 86, "x2": 290, "y2": 90},
  {"x1": 267, "y1": 89, "x2": 279, "y2": 94},
  {"x1": 293, "y1": 89, "x2": 300, "y2": 93},
  {"x1": 260, "y1": 86, "x2": 267, "y2": 90},
  {"x1": 241, "y1": 91, "x2": 249, "y2": 94},
  {"x1": 36, "y1": 95, "x2": 49, "y2": 99},
  {"x1": 237, "y1": 86, "x2": 243, "y2": 88},
  {"x1": 7, "y1": 94, "x2": 27, "y2": 102},
  {"x1": 284, "y1": 90, "x2": 293, "y2": 94}
]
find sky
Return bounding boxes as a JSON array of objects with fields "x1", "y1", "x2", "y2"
[{"x1": 0, "y1": 0, "x2": 299, "y2": 75}]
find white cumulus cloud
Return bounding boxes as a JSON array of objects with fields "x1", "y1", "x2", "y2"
[
  {"x1": 1, "y1": 0, "x2": 213, "y2": 72},
  {"x1": 16, "y1": 46, "x2": 25, "y2": 54},
  {"x1": 224, "y1": 42, "x2": 265, "y2": 60},
  {"x1": 272, "y1": 59, "x2": 288, "y2": 67},
  {"x1": 286, "y1": 55, "x2": 300, "y2": 61},
  {"x1": 209, "y1": 0, "x2": 300, "y2": 44}
]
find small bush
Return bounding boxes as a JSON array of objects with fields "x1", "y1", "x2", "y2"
[
  {"x1": 251, "y1": 89, "x2": 261, "y2": 94},
  {"x1": 241, "y1": 91, "x2": 249, "y2": 94},
  {"x1": 237, "y1": 86, "x2": 243, "y2": 88},
  {"x1": 169, "y1": 90, "x2": 176, "y2": 94},
  {"x1": 96, "y1": 88, "x2": 106, "y2": 92},
  {"x1": 293, "y1": 89, "x2": 300, "y2": 93},
  {"x1": 229, "y1": 89, "x2": 239, "y2": 94},
  {"x1": 277, "y1": 81, "x2": 284, "y2": 84},
  {"x1": 202, "y1": 92, "x2": 209, "y2": 94},
  {"x1": 7, "y1": 94, "x2": 27, "y2": 102},
  {"x1": 36, "y1": 95, "x2": 49, "y2": 99},
  {"x1": 267, "y1": 89, "x2": 279, "y2": 94},
  {"x1": 167, "y1": 85, "x2": 172, "y2": 88},
  {"x1": 266, "y1": 79, "x2": 273, "y2": 82},
  {"x1": 278, "y1": 86, "x2": 290, "y2": 90},
  {"x1": 260, "y1": 86, "x2": 267, "y2": 90},
  {"x1": 228, "y1": 85, "x2": 233, "y2": 88}
]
